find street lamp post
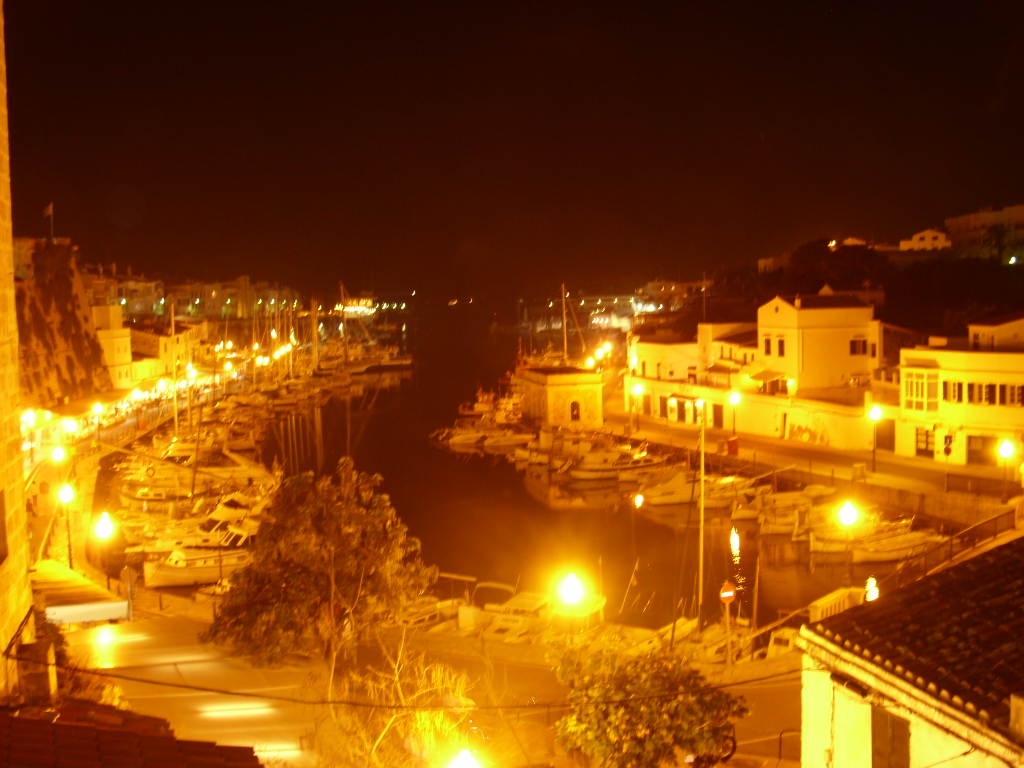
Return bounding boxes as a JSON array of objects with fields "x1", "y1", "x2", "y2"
[
  {"x1": 58, "y1": 483, "x2": 75, "y2": 570},
  {"x1": 630, "y1": 382, "x2": 644, "y2": 433},
  {"x1": 729, "y1": 391, "x2": 741, "y2": 436},
  {"x1": 999, "y1": 439, "x2": 1016, "y2": 503},
  {"x1": 868, "y1": 404, "x2": 883, "y2": 473}
]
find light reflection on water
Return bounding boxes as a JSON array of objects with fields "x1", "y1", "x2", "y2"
[{"x1": 268, "y1": 305, "x2": 897, "y2": 628}]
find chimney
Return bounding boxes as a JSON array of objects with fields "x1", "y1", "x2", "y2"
[{"x1": 794, "y1": 295, "x2": 802, "y2": 309}]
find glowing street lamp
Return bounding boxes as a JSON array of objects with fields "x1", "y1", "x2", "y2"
[
  {"x1": 728, "y1": 391, "x2": 740, "y2": 435},
  {"x1": 838, "y1": 500, "x2": 859, "y2": 527},
  {"x1": 93, "y1": 511, "x2": 114, "y2": 540},
  {"x1": 999, "y1": 439, "x2": 1016, "y2": 502},
  {"x1": 633, "y1": 493, "x2": 644, "y2": 509},
  {"x1": 865, "y1": 576, "x2": 880, "y2": 602},
  {"x1": 450, "y1": 750, "x2": 480, "y2": 768},
  {"x1": 558, "y1": 573, "x2": 584, "y2": 605},
  {"x1": 50, "y1": 445, "x2": 66, "y2": 463},
  {"x1": 58, "y1": 484, "x2": 75, "y2": 505},
  {"x1": 868, "y1": 404, "x2": 883, "y2": 473}
]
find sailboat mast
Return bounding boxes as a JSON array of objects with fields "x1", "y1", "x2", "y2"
[
  {"x1": 312, "y1": 299, "x2": 319, "y2": 370},
  {"x1": 561, "y1": 283, "x2": 568, "y2": 362},
  {"x1": 171, "y1": 302, "x2": 179, "y2": 435},
  {"x1": 698, "y1": 399, "x2": 706, "y2": 618}
]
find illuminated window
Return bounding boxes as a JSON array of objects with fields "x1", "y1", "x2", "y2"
[
  {"x1": 570, "y1": 402, "x2": 581, "y2": 422},
  {"x1": 905, "y1": 371, "x2": 938, "y2": 411}
]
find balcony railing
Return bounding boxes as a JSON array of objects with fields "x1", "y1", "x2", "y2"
[{"x1": 880, "y1": 508, "x2": 1018, "y2": 592}]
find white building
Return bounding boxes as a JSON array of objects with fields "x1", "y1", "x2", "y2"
[
  {"x1": 796, "y1": 535, "x2": 1024, "y2": 768},
  {"x1": 899, "y1": 229, "x2": 951, "y2": 251},
  {"x1": 520, "y1": 367, "x2": 604, "y2": 431},
  {"x1": 897, "y1": 312, "x2": 1024, "y2": 466},
  {"x1": 92, "y1": 305, "x2": 133, "y2": 389},
  {"x1": 626, "y1": 293, "x2": 921, "y2": 451}
]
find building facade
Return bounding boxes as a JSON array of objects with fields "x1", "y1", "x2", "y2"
[
  {"x1": 945, "y1": 204, "x2": 1024, "y2": 251},
  {"x1": 899, "y1": 228, "x2": 951, "y2": 251},
  {"x1": 896, "y1": 316, "x2": 1024, "y2": 466},
  {"x1": 796, "y1": 536, "x2": 1024, "y2": 768},
  {"x1": 626, "y1": 293, "x2": 921, "y2": 452},
  {"x1": 0, "y1": 7, "x2": 36, "y2": 696},
  {"x1": 520, "y1": 367, "x2": 604, "y2": 431}
]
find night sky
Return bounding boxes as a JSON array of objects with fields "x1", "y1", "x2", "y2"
[{"x1": 6, "y1": 2, "x2": 1024, "y2": 300}]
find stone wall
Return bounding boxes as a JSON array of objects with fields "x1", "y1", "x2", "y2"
[
  {"x1": 0, "y1": 4, "x2": 36, "y2": 697},
  {"x1": 16, "y1": 241, "x2": 112, "y2": 409}
]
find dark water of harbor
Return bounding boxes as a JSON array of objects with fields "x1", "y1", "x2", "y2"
[{"x1": 269, "y1": 302, "x2": 893, "y2": 629}]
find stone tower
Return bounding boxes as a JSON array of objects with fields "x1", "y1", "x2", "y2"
[{"x1": 0, "y1": 1, "x2": 36, "y2": 694}]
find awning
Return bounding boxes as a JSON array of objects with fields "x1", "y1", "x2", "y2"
[
  {"x1": 30, "y1": 560, "x2": 128, "y2": 624},
  {"x1": 706, "y1": 362, "x2": 739, "y2": 374},
  {"x1": 748, "y1": 369, "x2": 785, "y2": 383}
]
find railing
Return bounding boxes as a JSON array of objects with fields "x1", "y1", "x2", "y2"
[
  {"x1": 880, "y1": 507, "x2": 1018, "y2": 592},
  {"x1": 808, "y1": 587, "x2": 866, "y2": 623}
]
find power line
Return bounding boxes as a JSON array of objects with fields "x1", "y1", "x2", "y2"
[{"x1": 10, "y1": 653, "x2": 803, "y2": 712}]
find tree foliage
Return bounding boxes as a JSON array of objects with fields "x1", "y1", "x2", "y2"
[
  {"x1": 203, "y1": 458, "x2": 436, "y2": 690},
  {"x1": 551, "y1": 635, "x2": 746, "y2": 768},
  {"x1": 310, "y1": 634, "x2": 473, "y2": 768}
]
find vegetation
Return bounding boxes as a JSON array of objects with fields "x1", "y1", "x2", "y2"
[
  {"x1": 551, "y1": 634, "x2": 746, "y2": 768},
  {"x1": 309, "y1": 634, "x2": 473, "y2": 768},
  {"x1": 203, "y1": 458, "x2": 436, "y2": 700},
  {"x1": 34, "y1": 611, "x2": 125, "y2": 707}
]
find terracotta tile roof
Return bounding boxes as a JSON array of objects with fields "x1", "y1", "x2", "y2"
[
  {"x1": 0, "y1": 709, "x2": 262, "y2": 768},
  {"x1": 808, "y1": 536, "x2": 1024, "y2": 730}
]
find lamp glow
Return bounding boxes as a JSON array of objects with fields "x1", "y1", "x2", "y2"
[
  {"x1": 999, "y1": 439, "x2": 1015, "y2": 460},
  {"x1": 559, "y1": 573, "x2": 584, "y2": 605},
  {"x1": 838, "y1": 501, "x2": 859, "y2": 526},
  {"x1": 633, "y1": 493, "x2": 644, "y2": 509},
  {"x1": 62, "y1": 418, "x2": 78, "y2": 434},
  {"x1": 729, "y1": 391, "x2": 741, "y2": 406},
  {"x1": 94, "y1": 512, "x2": 114, "y2": 540},
  {"x1": 585, "y1": 357, "x2": 595, "y2": 369},
  {"x1": 450, "y1": 750, "x2": 480, "y2": 768},
  {"x1": 631, "y1": 383, "x2": 644, "y2": 397},
  {"x1": 868, "y1": 404, "x2": 883, "y2": 422},
  {"x1": 58, "y1": 484, "x2": 75, "y2": 504},
  {"x1": 92, "y1": 403, "x2": 103, "y2": 416},
  {"x1": 50, "y1": 445, "x2": 66, "y2": 463},
  {"x1": 865, "y1": 576, "x2": 879, "y2": 602}
]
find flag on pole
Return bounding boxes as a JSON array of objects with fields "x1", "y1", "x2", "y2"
[{"x1": 42, "y1": 203, "x2": 53, "y2": 217}]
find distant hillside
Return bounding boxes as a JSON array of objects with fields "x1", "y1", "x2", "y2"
[{"x1": 15, "y1": 240, "x2": 111, "y2": 409}]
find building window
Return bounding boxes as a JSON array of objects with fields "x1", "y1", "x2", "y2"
[
  {"x1": 764, "y1": 338, "x2": 771, "y2": 356},
  {"x1": 569, "y1": 401, "x2": 581, "y2": 422},
  {"x1": 943, "y1": 381, "x2": 963, "y2": 403},
  {"x1": 905, "y1": 371, "x2": 938, "y2": 411},
  {"x1": 777, "y1": 338, "x2": 785, "y2": 357},
  {"x1": 986, "y1": 384, "x2": 997, "y2": 405},
  {"x1": 850, "y1": 339, "x2": 868, "y2": 355},
  {"x1": 870, "y1": 342, "x2": 877, "y2": 358},
  {"x1": 1000, "y1": 384, "x2": 1007, "y2": 405},
  {"x1": 967, "y1": 383, "x2": 976, "y2": 403},
  {"x1": 915, "y1": 427, "x2": 935, "y2": 457},
  {"x1": 872, "y1": 705, "x2": 910, "y2": 768}
]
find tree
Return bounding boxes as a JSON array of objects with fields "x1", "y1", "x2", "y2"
[
  {"x1": 203, "y1": 458, "x2": 436, "y2": 699},
  {"x1": 309, "y1": 632, "x2": 473, "y2": 768},
  {"x1": 551, "y1": 635, "x2": 746, "y2": 768}
]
